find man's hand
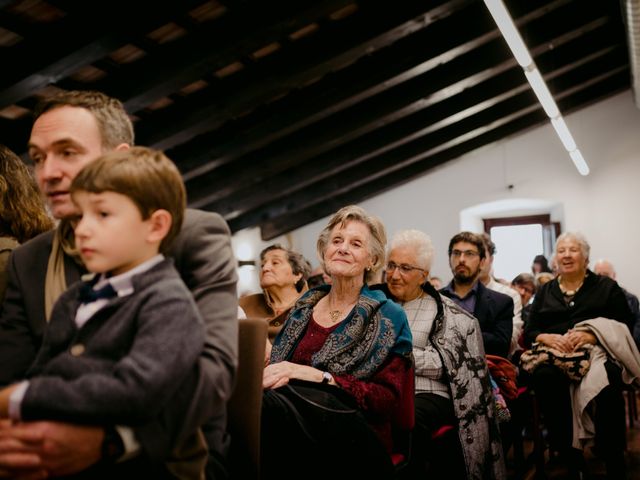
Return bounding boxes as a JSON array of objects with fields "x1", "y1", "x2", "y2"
[
  {"x1": 0, "y1": 421, "x2": 104, "y2": 478},
  {"x1": 0, "y1": 419, "x2": 46, "y2": 479}
]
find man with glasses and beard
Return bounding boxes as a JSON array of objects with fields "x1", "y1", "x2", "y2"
[{"x1": 440, "y1": 232, "x2": 513, "y2": 358}]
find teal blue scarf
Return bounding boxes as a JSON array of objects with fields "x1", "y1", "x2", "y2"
[{"x1": 270, "y1": 284, "x2": 412, "y2": 379}]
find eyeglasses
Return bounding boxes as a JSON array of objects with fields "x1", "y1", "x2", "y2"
[
  {"x1": 450, "y1": 249, "x2": 480, "y2": 259},
  {"x1": 385, "y1": 262, "x2": 425, "y2": 275}
]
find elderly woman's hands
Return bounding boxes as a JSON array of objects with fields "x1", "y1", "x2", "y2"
[
  {"x1": 536, "y1": 331, "x2": 597, "y2": 352},
  {"x1": 263, "y1": 362, "x2": 327, "y2": 389},
  {"x1": 565, "y1": 330, "x2": 597, "y2": 350},
  {"x1": 536, "y1": 333, "x2": 574, "y2": 353}
]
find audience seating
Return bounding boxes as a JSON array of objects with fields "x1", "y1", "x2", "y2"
[
  {"x1": 226, "y1": 317, "x2": 268, "y2": 480},
  {"x1": 391, "y1": 365, "x2": 415, "y2": 475}
]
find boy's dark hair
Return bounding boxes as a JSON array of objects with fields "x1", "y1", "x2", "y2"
[
  {"x1": 70, "y1": 147, "x2": 185, "y2": 253},
  {"x1": 447, "y1": 231, "x2": 486, "y2": 260},
  {"x1": 34, "y1": 90, "x2": 134, "y2": 150}
]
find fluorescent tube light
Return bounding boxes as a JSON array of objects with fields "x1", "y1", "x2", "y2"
[
  {"x1": 484, "y1": 0, "x2": 590, "y2": 175},
  {"x1": 550, "y1": 117, "x2": 576, "y2": 152},
  {"x1": 484, "y1": 0, "x2": 533, "y2": 67},
  {"x1": 569, "y1": 150, "x2": 590, "y2": 176},
  {"x1": 524, "y1": 68, "x2": 560, "y2": 118}
]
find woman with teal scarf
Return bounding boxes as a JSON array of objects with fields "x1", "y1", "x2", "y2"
[{"x1": 262, "y1": 205, "x2": 412, "y2": 480}]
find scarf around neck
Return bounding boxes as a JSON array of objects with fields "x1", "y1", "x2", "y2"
[
  {"x1": 44, "y1": 219, "x2": 82, "y2": 321},
  {"x1": 270, "y1": 284, "x2": 412, "y2": 379}
]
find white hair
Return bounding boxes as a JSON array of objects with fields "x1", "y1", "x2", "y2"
[
  {"x1": 555, "y1": 231, "x2": 590, "y2": 261},
  {"x1": 389, "y1": 229, "x2": 435, "y2": 271}
]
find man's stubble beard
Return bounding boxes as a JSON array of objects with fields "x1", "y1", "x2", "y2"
[{"x1": 453, "y1": 268, "x2": 479, "y2": 286}]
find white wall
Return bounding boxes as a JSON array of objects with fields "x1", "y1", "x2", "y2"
[{"x1": 234, "y1": 91, "x2": 640, "y2": 296}]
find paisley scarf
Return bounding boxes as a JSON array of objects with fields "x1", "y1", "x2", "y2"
[{"x1": 270, "y1": 284, "x2": 412, "y2": 379}]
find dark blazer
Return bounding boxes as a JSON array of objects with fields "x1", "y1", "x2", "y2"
[
  {"x1": 441, "y1": 281, "x2": 513, "y2": 358},
  {"x1": 0, "y1": 209, "x2": 238, "y2": 463}
]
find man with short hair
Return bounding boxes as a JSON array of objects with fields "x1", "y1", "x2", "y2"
[
  {"x1": 478, "y1": 233, "x2": 523, "y2": 357},
  {"x1": 0, "y1": 90, "x2": 238, "y2": 479},
  {"x1": 440, "y1": 232, "x2": 513, "y2": 358},
  {"x1": 594, "y1": 259, "x2": 640, "y2": 348}
]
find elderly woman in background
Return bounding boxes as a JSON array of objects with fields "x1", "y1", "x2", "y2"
[
  {"x1": 374, "y1": 229, "x2": 504, "y2": 479},
  {"x1": 0, "y1": 145, "x2": 53, "y2": 300},
  {"x1": 240, "y1": 244, "x2": 311, "y2": 340},
  {"x1": 525, "y1": 232, "x2": 634, "y2": 478},
  {"x1": 261, "y1": 205, "x2": 413, "y2": 480}
]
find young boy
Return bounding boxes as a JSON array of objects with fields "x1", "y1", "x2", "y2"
[{"x1": 0, "y1": 147, "x2": 206, "y2": 479}]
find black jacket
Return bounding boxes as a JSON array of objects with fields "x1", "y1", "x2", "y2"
[
  {"x1": 440, "y1": 281, "x2": 513, "y2": 358},
  {"x1": 524, "y1": 270, "x2": 633, "y2": 346}
]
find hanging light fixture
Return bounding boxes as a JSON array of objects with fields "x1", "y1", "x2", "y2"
[{"x1": 484, "y1": 0, "x2": 590, "y2": 175}]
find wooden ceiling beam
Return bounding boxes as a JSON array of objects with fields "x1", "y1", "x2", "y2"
[
  {"x1": 136, "y1": 0, "x2": 474, "y2": 150},
  {"x1": 0, "y1": 1, "x2": 204, "y2": 109},
  {"x1": 256, "y1": 69, "x2": 628, "y2": 239},
  {"x1": 112, "y1": 0, "x2": 378, "y2": 117},
  {"x1": 187, "y1": 14, "x2": 612, "y2": 209},
  {"x1": 227, "y1": 60, "x2": 627, "y2": 234}
]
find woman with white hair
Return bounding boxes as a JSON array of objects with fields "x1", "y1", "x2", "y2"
[
  {"x1": 373, "y1": 229, "x2": 505, "y2": 479},
  {"x1": 525, "y1": 231, "x2": 634, "y2": 478}
]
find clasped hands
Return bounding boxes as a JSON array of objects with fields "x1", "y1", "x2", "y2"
[
  {"x1": 537, "y1": 330, "x2": 597, "y2": 353},
  {"x1": 0, "y1": 384, "x2": 104, "y2": 480}
]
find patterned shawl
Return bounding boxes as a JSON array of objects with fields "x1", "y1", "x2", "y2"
[{"x1": 270, "y1": 284, "x2": 412, "y2": 379}]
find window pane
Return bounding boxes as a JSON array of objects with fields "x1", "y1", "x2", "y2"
[{"x1": 490, "y1": 224, "x2": 544, "y2": 282}]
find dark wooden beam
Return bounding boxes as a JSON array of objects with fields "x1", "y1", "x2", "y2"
[
  {"x1": 156, "y1": 0, "x2": 571, "y2": 178},
  {"x1": 135, "y1": 0, "x2": 474, "y2": 151},
  {"x1": 187, "y1": 13, "x2": 612, "y2": 209},
  {"x1": 0, "y1": 1, "x2": 204, "y2": 109},
  {"x1": 257, "y1": 108, "x2": 547, "y2": 239},
  {"x1": 216, "y1": 42, "x2": 623, "y2": 227},
  {"x1": 160, "y1": 0, "x2": 480, "y2": 176},
  {"x1": 230, "y1": 62, "x2": 628, "y2": 235},
  {"x1": 256, "y1": 69, "x2": 628, "y2": 239}
]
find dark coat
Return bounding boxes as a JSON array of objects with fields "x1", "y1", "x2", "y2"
[{"x1": 441, "y1": 281, "x2": 513, "y2": 358}]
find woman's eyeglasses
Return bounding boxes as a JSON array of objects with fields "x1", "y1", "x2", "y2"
[{"x1": 385, "y1": 262, "x2": 425, "y2": 275}]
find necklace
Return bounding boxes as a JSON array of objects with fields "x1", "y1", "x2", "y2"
[
  {"x1": 558, "y1": 275, "x2": 585, "y2": 297},
  {"x1": 329, "y1": 310, "x2": 342, "y2": 322}
]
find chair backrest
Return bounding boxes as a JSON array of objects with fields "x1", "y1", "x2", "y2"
[
  {"x1": 227, "y1": 317, "x2": 268, "y2": 479},
  {"x1": 391, "y1": 363, "x2": 415, "y2": 471}
]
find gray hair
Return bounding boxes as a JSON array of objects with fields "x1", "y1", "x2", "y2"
[
  {"x1": 555, "y1": 231, "x2": 590, "y2": 262},
  {"x1": 316, "y1": 205, "x2": 386, "y2": 284},
  {"x1": 389, "y1": 229, "x2": 435, "y2": 271},
  {"x1": 260, "y1": 244, "x2": 312, "y2": 292}
]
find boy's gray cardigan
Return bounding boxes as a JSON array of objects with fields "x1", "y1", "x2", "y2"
[{"x1": 23, "y1": 258, "x2": 205, "y2": 427}]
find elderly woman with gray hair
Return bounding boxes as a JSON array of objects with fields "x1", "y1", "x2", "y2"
[
  {"x1": 240, "y1": 244, "x2": 311, "y2": 340},
  {"x1": 525, "y1": 231, "x2": 635, "y2": 478},
  {"x1": 261, "y1": 205, "x2": 413, "y2": 480},
  {"x1": 373, "y1": 229, "x2": 505, "y2": 479}
]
